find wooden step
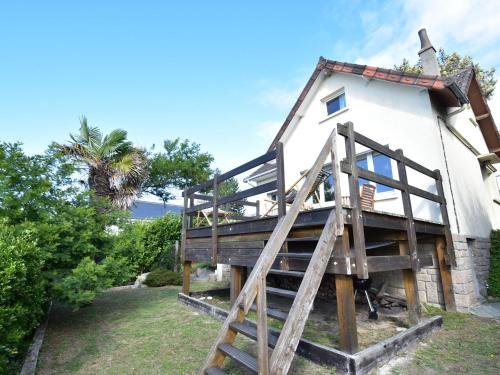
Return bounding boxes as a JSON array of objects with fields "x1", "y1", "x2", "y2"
[
  {"x1": 217, "y1": 343, "x2": 257, "y2": 374},
  {"x1": 229, "y1": 321, "x2": 279, "y2": 348},
  {"x1": 205, "y1": 368, "x2": 227, "y2": 375},
  {"x1": 276, "y1": 252, "x2": 313, "y2": 259},
  {"x1": 268, "y1": 269, "x2": 305, "y2": 278},
  {"x1": 266, "y1": 287, "x2": 297, "y2": 299},
  {"x1": 250, "y1": 304, "x2": 289, "y2": 321}
]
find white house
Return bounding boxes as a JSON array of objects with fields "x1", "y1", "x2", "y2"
[{"x1": 245, "y1": 29, "x2": 500, "y2": 311}]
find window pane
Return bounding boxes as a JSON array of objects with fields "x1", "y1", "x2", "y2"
[
  {"x1": 373, "y1": 153, "x2": 393, "y2": 192},
  {"x1": 324, "y1": 175, "x2": 334, "y2": 202},
  {"x1": 326, "y1": 93, "x2": 346, "y2": 115},
  {"x1": 356, "y1": 157, "x2": 369, "y2": 187}
]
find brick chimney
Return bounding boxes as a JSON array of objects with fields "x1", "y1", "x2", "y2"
[{"x1": 418, "y1": 28, "x2": 440, "y2": 76}]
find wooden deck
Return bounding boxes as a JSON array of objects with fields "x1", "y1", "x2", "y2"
[
  {"x1": 180, "y1": 122, "x2": 457, "y2": 374},
  {"x1": 184, "y1": 207, "x2": 443, "y2": 274}
]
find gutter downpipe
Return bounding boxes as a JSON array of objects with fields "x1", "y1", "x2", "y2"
[{"x1": 437, "y1": 114, "x2": 461, "y2": 234}]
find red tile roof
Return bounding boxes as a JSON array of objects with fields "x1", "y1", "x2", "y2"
[{"x1": 267, "y1": 57, "x2": 479, "y2": 152}]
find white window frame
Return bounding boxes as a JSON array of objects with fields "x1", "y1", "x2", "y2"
[{"x1": 319, "y1": 88, "x2": 348, "y2": 123}]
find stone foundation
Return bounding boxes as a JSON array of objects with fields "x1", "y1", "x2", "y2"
[{"x1": 372, "y1": 235, "x2": 491, "y2": 312}]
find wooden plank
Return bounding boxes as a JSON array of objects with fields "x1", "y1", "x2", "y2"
[
  {"x1": 276, "y1": 142, "x2": 289, "y2": 271},
  {"x1": 201, "y1": 129, "x2": 336, "y2": 373},
  {"x1": 187, "y1": 240, "x2": 265, "y2": 250},
  {"x1": 403, "y1": 157, "x2": 438, "y2": 179},
  {"x1": 182, "y1": 261, "x2": 192, "y2": 294},
  {"x1": 218, "y1": 181, "x2": 277, "y2": 206},
  {"x1": 435, "y1": 237, "x2": 457, "y2": 311},
  {"x1": 256, "y1": 275, "x2": 269, "y2": 375},
  {"x1": 269, "y1": 208, "x2": 343, "y2": 374},
  {"x1": 181, "y1": 188, "x2": 189, "y2": 263},
  {"x1": 434, "y1": 170, "x2": 457, "y2": 267},
  {"x1": 399, "y1": 241, "x2": 420, "y2": 325},
  {"x1": 212, "y1": 175, "x2": 219, "y2": 266},
  {"x1": 331, "y1": 129, "x2": 344, "y2": 236},
  {"x1": 344, "y1": 121, "x2": 368, "y2": 279},
  {"x1": 230, "y1": 266, "x2": 243, "y2": 306},
  {"x1": 335, "y1": 228, "x2": 358, "y2": 354},
  {"x1": 276, "y1": 142, "x2": 286, "y2": 218},
  {"x1": 396, "y1": 150, "x2": 421, "y2": 325},
  {"x1": 408, "y1": 185, "x2": 443, "y2": 203},
  {"x1": 341, "y1": 161, "x2": 404, "y2": 191},
  {"x1": 187, "y1": 206, "x2": 446, "y2": 239},
  {"x1": 337, "y1": 123, "x2": 401, "y2": 161},
  {"x1": 186, "y1": 149, "x2": 277, "y2": 194}
]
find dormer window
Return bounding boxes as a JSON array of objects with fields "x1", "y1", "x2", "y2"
[{"x1": 326, "y1": 92, "x2": 346, "y2": 115}]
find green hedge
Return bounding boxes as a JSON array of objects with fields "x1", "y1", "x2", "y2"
[
  {"x1": 0, "y1": 223, "x2": 46, "y2": 374},
  {"x1": 488, "y1": 230, "x2": 500, "y2": 297},
  {"x1": 144, "y1": 268, "x2": 182, "y2": 287}
]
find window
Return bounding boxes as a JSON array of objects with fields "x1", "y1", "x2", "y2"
[
  {"x1": 319, "y1": 151, "x2": 394, "y2": 203},
  {"x1": 326, "y1": 92, "x2": 346, "y2": 115},
  {"x1": 357, "y1": 152, "x2": 394, "y2": 193}
]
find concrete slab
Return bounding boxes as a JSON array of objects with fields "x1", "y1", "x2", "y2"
[{"x1": 470, "y1": 302, "x2": 500, "y2": 319}]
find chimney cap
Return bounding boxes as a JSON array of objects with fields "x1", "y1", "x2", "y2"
[{"x1": 418, "y1": 28, "x2": 435, "y2": 54}]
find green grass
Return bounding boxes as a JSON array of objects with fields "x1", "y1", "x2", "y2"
[
  {"x1": 36, "y1": 285, "x2": 332, "y2": 374},
  {"x1": 390, "y1": 305, "x2": 500, "y2": 375}
]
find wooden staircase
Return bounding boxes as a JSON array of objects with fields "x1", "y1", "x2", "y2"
[{"x1": 200, "y1": 129, "x2": 345, "y2": 375}]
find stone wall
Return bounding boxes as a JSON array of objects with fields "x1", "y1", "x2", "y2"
[{"x1": 371, "y1": 235, "x2": 491, "y2": 312}]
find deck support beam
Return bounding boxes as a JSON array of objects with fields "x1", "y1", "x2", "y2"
[
  {"x1": 399, "y1": 241, "x2": 420, "y2": 325},
  {"x1": 335, "y1": 228, "x2": 358, "y2": 354},
  {"x1": 435, "y1": 237, "x2": 457, "y2": 311},
  {"x1": 182, "y1": 261, "x2": 192, "y2": 295},
  {"x1": 230, "y1": 265, "x2": 243, "y2": 305}
]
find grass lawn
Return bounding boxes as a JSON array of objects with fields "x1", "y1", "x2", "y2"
[
  {"x1": 36, "y1": 285, "x2": 499, "y2": 374},
  {"x1": 391, "y1": 305, "x2": 500, "y2": 375},
  {"x1": 36, "y1": 285, "x2": 333, "y2": 375}
]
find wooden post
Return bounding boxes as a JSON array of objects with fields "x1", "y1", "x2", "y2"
[
  {"x1": 174, "y1": 240, "x2": 179, "y2": 272},
  {"x1": 399, "y1": 241, "x2": 420, "y2": 325},
  {"x1": 396, "y1": 150, "x2": 421, "y2": 324},
  {"x1": 182, "y1": 261, "x2": 191, "y2": 295},
  {"x1": 230, "y1": 265, "x2": 243, "y2": 305},
  {"x1": 436, "y1": 237, "x2": 457, "y2": 311},
  {"x1": 435, "y1": 170, "x2": 457, "y2": 267},
  {"x1": 256, "y1": 274, "x2": 269, "y2": 374},
  {"x1": 276, "y1": 142, "x2": 289, "y2": 270},
  {"x1": 211, "y1": 174, "x2": 219, "y2": 266},
  {"x1": 344, "y1": 122, "x2": 368, "y2": 279},
  {"x1": 335, "y1": 228, "x2": 358, "y2": 354},
  {"x1": 181, "y1": 188, "x2": 191, "y2": 295}
]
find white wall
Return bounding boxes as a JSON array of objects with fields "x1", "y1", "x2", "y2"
[
  {"x1": 433, "y1": 104, "x2": 500, "y2": 237},
  {"x1": 278, "y1": 71, "x2": 442, "y2": 221},
  {"x1": 247, "y1": 70, "x2": 499, "y2": 239}
]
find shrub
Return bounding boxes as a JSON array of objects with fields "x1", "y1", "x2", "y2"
[
  {"x1": 53, "y1": 257, "x2": 107, "y2": 310},
  {"x1": 142, "y1": 214, "x2": 181, "y2": 271},
  {"x1": 488, "y1": 230, "x2": 500, "y2": 297},
  {"x1": 0, "y1": 223, "x2": 46, "y2": 374},
  {"x1": 101, "y1": 256, "x2": 135, "y2": 287},
  {"x1": 144, "y1": 268, "x2": 182, "y2": 287},
  {"x1": 111, "y1": 220, "x2": 149, "y2": 273}
]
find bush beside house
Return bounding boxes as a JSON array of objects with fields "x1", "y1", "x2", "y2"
[{"x1": 489, "y1": 230, "x2": 500, "y2": 297}]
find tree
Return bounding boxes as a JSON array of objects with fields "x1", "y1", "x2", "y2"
[
  {"x1": 218, "y1": 175, "x2": 245, "y2": 216},
  {"x1": 144, "y1": 138, "x2": 214, "y2": 202},
  {"x1": 395, "y1": 48, "x2": 497, "y2": 99},
  {"x1": 55, "y1": 117, "x2": 148, "y2": 209}
]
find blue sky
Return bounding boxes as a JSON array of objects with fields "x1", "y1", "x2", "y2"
[{"x1": 1, "y1": 1, "x2": 499, "y2": 175}]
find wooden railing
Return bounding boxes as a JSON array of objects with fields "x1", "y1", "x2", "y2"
[
  {"x1": 337, "y1": 122, "x2": 455, "y2": 278},
  {"x1": 181, "y1": 143, "x2": 286, "y2": 266}
]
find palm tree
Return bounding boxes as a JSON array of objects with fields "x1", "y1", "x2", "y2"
[{"x1": 56, "y1": 117, "x2": 148, "y2": 209}]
